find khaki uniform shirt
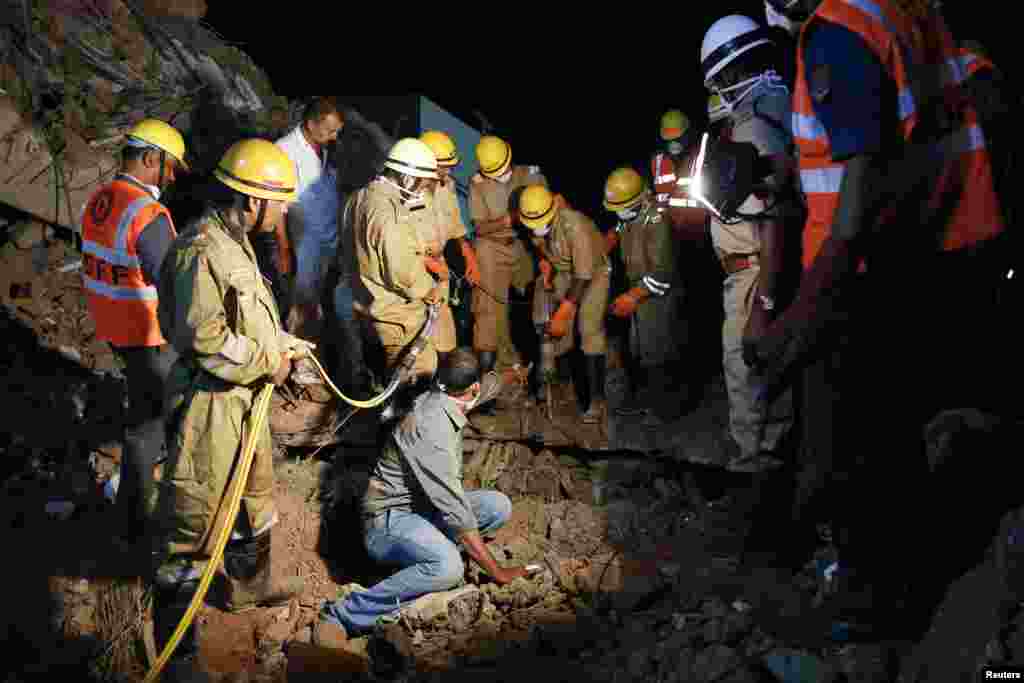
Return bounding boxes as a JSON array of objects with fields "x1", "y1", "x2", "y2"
[
  {"x1": 158, "y1": 210, "x2": 292, "y2": 389},
  {"x1": 543, "y1": 207, "x2": 608, "y2": 279},
  {"x1": 469, "y1": 164, "x2": 547, "y2": 239},
  {"x1": 710, "y1": 83, "x2": 793, "y2": 256},
  {"x1": 422, "y1": 177, "x2": 467, "y2": 256},
  {"x1": 351, "y1": 178, "x2": 438, "y2": 324}
]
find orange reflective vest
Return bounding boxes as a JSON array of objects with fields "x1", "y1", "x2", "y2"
[
  {"x1": 651, "y1": 153, "x2": 679, "y2": 207},
  {"x1": 81, "y1": 176, "x2": 175, "y2": 347},
  {"x1": 792, "y1": 0, "x2": 1004, "y2": 270}
]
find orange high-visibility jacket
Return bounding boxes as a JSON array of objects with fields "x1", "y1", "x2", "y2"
[
  {"x1": 81, "y1": 176, "x2": 175, "y2": 347},
  {"x1": 792, "y1": 0, "x2": 1004, "y2": 269}
]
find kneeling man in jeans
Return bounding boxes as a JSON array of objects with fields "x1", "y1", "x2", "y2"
[{"x1": 315, "y1": 348, "x2": 528, "y2": 645}]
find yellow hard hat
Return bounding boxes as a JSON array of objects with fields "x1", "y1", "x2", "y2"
[
  {"x1": 214, "y1": 139, "x2": 297, "y2": 202},
  {"x1": 603, "y1": 167, "x2": 647, "y2": 213},
  {"x1": 475, "y1": 135, "x2": 512, "y2": 178},
  {"x1": 519, "y1": 184, "x2": 559, "y2": 233},
  {"x1": 419, "y1": 130, "x2": 459, "y2": 167},
  {"x1": 384, "y1": 138, "x2": 439, "y2": 179},
  {"x1": 125, "y1": 118, "x2": 189, "y2": 170},
  {"x1": 659, "y1": 109, "x2": 690, "y2": 141}
]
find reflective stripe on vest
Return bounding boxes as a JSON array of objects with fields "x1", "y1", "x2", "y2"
[
  {"x1": 652, "y1": 153, "x2": 677, "y2": 202},
  {"x1": 81, "y1": 179, "x2": 173, "y2": 346},
  {"x1": 792, "y1": 0, "x2": 1004, "y2": 269}
]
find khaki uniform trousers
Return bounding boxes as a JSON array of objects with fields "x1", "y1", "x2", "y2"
[
  {"x1": 721, "y1": 265, "x2": 794, "y2": 458},
  {"x1": 535, "y1": 267, "x2": 611, "y2": 357},
  {"x1": 473, "y1": 236, "x2": 535, "y2": 366}
]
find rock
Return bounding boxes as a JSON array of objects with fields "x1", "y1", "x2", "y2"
[
  {"x1": 628, "y1": 648, "x2": 653, "y2": 678},
  {"x1": 654, "y1": 477, "x2": 682, "y2": 501},
  {"x1": 401, "y1": 585, "x2": 482, "y2": 632},
  {"x1": 835, "y1": 644, "x2": 893, "y2": 683},
  {"x1": 370, "y1": 622, "x2": 414, "y2": 678},
  {"x1": 68, "y1": 578, "x2": 90, "y2": 595},
  {"x1": 704, "y1": 612, "x2": 754, "y2": 645},
  {"x1": 763, "y1": 649, "x2": 836, "y2": 683},
  {"x1": 694, "y1": 645, "x2": 743, "y2": 683}
]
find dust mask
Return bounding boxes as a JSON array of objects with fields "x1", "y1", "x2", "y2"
[
  {"x1": 380, "y1": 175, "x2": 426, "y2": 207},
  {"x1": 667, "y1": 141, "x2": 684, "y2": 156},
  {"x1": 616, "y1": 206, "x2": 640, "y2": 222},
  {"x1": 532, "y1": 222, "x2": 553, "y2": 237}
]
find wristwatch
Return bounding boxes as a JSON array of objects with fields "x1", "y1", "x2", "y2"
[{"x1": 758, "y1": 294, "x2": 776, "y2": 311}]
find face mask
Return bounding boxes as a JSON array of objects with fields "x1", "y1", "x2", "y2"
[
  {"x1": 765, "y1": 1, "x2": 800, "y2": 34},
  {"x1": 667, "y1": 141, "x2": 684, "y2": 156},
  {"x1": 616, "y1": 206, "x2": 640, "y2": 222},
  {"x1": 495, "y1": 169, "x2": 513, "y2": 184},
  {"x1": 380, "y1": 176, "x2": 426, "y2": 206},
  {"x1": 532, "y1": 222, "x2": 553, "y2": 237},
  {"x1": 712, "y1": 70, "x2": 788, "y2": 110}
]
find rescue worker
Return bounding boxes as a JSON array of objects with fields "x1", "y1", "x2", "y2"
[
  {"x1": 80, "y1": 118, "x2": 187, "y2": 546},
  {"x1": 274, "y1": 96, "x2": 345, "y2": 330},
  {"x1": 313, "y1": 349, "x2": 525, "y2": 647},
  {"x1": 419, "y1": 130, "x2": 482, "y2": 363},
  {"x1": 753, "y1": 0, "x2": 1006, "y2": 628},
  {"x1": 651, "y1": 110, "x2": 696, "y2": 213},
  {"x1": 330, "y1": 193, "x2": 375, "y2": 399},
  {"x1": 468, "y1": 135, "x2": 547, "y2": 379},
  {"x1": 351, "y1": 138, "x2": 447, "y2": 384},
  {"x1": 152, "y1": 139, "x2": 310, "y2": 650},
  {"x1": 698, "y1": 15, "x2": 796, "y2": 473},
  {"x1": 602, "y1": 167, "x2": 683, "y2": 427},
  {"x1": 521, "y1": 184, "x2": 611, "y2": 425}
]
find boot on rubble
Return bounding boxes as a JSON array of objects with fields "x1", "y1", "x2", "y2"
[
  {"x1": 581, "y1": 354, "x2": 607, "y2": 425},
  {"x1": 223, "y1": 530, "x2": 303, "y2": 613},
  {"x1": 475, "y1": 350, "x2": 499, "y2": 415}
]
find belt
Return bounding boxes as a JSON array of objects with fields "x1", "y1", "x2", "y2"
[{"x1": 720, "y1": 252, "x2": 759, "y2": 275}]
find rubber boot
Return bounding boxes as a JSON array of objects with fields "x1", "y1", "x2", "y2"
[
  {"x1": 581, "y1": 354, "x2": 607, "y2": 425},
  {"x1": 223, "y1": 530, "x2": 303, "y2": 613},
  {"x1": 476, "y1": 351, "x2": 498, "y2": 415}
]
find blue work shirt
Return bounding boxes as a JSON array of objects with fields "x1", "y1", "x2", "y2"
[
  {"x1": 802, "y1": 20, "x2": 902, "y2": 161},
  {"x1": 293, "y1": 167, "x2": 340, "y2": 304}
]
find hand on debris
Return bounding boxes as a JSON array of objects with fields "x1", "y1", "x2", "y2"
[
  {"x1": 546, "y1": 299, "x2": 577, "y2": 338},
  {"x1": 272, "y1": 353, "x2": 294, "y2": 386},
  {"x1": 424, "y1": 255, "x2": 449, "y2": 280},
  {"x1": 460, "y1": 241, "x2": 481, "y2": 285},
  {"x1": 539, "y1": 259, "x2": 554, "y2": 291},
  {"x1": 493, "y1": 566, "x2": 530, "y2": 585}
]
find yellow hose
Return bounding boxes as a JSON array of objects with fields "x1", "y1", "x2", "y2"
[{"x1": 143, "y1": 382, "x2": 275, "y2": 683}]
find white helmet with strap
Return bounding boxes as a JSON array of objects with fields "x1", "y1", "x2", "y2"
[{"x1": 700, "y1": 15, "x2": 784, "y2": 114}]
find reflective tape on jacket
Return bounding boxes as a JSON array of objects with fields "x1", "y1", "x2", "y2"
[
  {"x1": 793, "y1": 0, "x2": 1004, "y2": 269},
  {"x1": 81, "y1": 177, "x2": 175, "y2": 346},
  {"x1": 651, "y1": 153, "x2": 678, "y2": 198}
]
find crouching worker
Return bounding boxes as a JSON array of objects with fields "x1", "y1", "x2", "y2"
[
  {"x1": 313, "y1": 348, "x2": 527, "y2": 645},
  {"x1": 151, "y1": 140, "x2": 312, "y2": 653}
]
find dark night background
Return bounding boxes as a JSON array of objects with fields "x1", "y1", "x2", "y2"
[{"x1": 204, "y1": 2, "x2": 1006, "y2": 223}]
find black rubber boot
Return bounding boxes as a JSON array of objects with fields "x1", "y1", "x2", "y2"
[
  {"x1": 223, "y1": 530, "x2": 302, "y2": 613},
  {"x1": 476, "y1": 351, "x2": 498, "y2": 415},
  {"x1": 582, "y1": 354, "x2": 607, "y2": 425}
]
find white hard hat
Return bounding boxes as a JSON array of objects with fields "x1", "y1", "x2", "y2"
[
  {"x1": 700, "y1": 15, "x2": 772, "y2": 86},
  {"x1": 384, "y1": 138, "x2": 439, "y2": 180}
]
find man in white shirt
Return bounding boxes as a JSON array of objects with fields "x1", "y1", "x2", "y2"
[{"x1": 274, "y1": 96, "x2": 345, "y2": 333}]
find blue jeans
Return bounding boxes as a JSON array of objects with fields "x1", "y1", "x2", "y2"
[{"x1": 320, "y1": 490, "x2": 511, "y2": 634}]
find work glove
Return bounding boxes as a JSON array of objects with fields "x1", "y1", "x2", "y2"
[
  {"x1": 609, "y1": 287, "x2": 648, "y2": 318},
  {"x1": 546, "y1": 299, "x2": 577, "y2": 338},
  {"x1": 539, "y1": 259, "x2": 554, "y2": 291},
  {"x1": 424, "y1": 255, "x2": 449, "y2": 281},
  {"x1": 460, "y1": 240, "x2": 481, "y2": 286},
  {"x1": 604, "y1": 230, "x2": 620, "y2": 255}
]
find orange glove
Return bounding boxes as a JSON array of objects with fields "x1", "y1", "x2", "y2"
[
  {"x1": 424, "y1": 255, "x2": 449, "y2": 280},
  {"x1": 610, "y1": 286, "x2": 649, "y2": 318},
  {"x1": 538, "y1": 259, "x2": 554, "y2": 290},
  {"x1": 604, "y1": 230, "x2": 620, "y2": 255},
  {"x1": 546, "y1": 299, "x2": 577, "y2": 338},
  {"x1": 460, "y1": 240, "x2": 481, "y2": 285}
]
